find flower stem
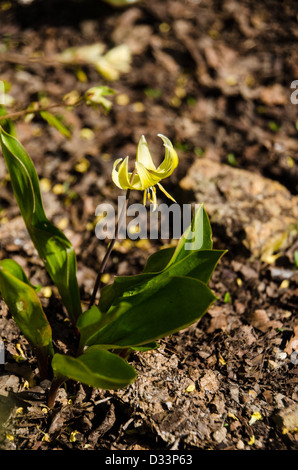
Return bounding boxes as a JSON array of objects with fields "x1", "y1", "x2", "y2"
[
  {"x1": 90, "y1": 167, "x2": 137, "y2": 307},
  {"x1": 47, "y1": 376, "x2": 66, "y2": 408},
  {"x1": 34, "y1": 346, "x2": 50, "y2": 381},
  {"x1": 89, "y1": 185, "x2": 133, "y2": 308}
]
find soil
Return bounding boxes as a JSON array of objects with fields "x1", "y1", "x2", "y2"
[{"x1": 0, "y1": 0, "x2": 298, "y2": 451}]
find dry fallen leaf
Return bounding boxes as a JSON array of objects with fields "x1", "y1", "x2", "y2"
[
  {"x1": 247, "y1": 309, "x2": 283, "y2": 332},
  {"x1": 260, "y1": 84, "x2": 287, "y2": 106},
  {"x1": 284, "y1": 324, "x2": 298, "y2": 355}
]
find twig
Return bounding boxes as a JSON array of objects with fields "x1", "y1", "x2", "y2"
[
  {"x1": 0, "y1": 51, "x2": 87, "y2": 68},
  {"x1": 0, "y1": 103, "x2": 61, "y2": 121},
  {"x1": 0, "y1": 51, "x2": 102, "y2": 72}
]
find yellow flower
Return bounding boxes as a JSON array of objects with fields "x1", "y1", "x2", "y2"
[{"x1": 112, "y1": 134, "x2": 178, "y2": 210}]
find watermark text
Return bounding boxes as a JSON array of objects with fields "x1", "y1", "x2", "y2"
[
  {"x1": 95, "y1": 198, "x2": 204, "y2": 250},
  {"x1": 290, "y1": 80, "x2": 298, "y2": 104}
]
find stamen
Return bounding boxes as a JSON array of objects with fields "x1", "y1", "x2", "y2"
[{"x1": 143, "y1": 189, "x2": 147, "y2": 206}]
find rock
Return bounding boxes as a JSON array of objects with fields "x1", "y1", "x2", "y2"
[
  {"x1": 236, "y1": 439, "x2": 245, "y2": 450},
  {"x1": 199, "y1": 370, "x2": 220, "y2": 394},
  {"x1": 0, "y1": 374, "x2": 20, "y2": 397},
  {"x1": 213, "y1": 426, "x2": 227, "y2": 443},
  {"x1": 180, "y1": 159, "x2": 298, "y2": 261},
  {"x1": 273, "y1": 403, "x2": 298, "y2": 433}
]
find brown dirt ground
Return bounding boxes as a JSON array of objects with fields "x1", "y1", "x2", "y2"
[{"x1": 0, "y1": 0, "x2": 297, "y2": 451}]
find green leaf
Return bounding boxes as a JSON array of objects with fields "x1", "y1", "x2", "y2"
[
  {"x1": 0, "y1": 105, "x2": 16, "y2": 136},
  {"x1": 81, "y1": 205, "x2": 224, "y2": 351},
  {"x1": 0, "y1": 258, "x2": 35, "y2": 288},
  {"x1": 168, "y1": 203, "x2": 213, "y2": 265},
  {"x1": 40, "y1": 111, "x2": 71, "y2": 138},
  {"x1": 51, "y1": 346, "x2": 137, "y2": 390},
  {"x1": 294, "y1": 250, "x2": 298, "y2": 269},
  {"x1": 98, "y1": 205, "x2": 219, "y2": 313},
  {"x1": 142, "y1": 247, "x2": 175, "y2": 273},
  {"x1": 87, "y1": 275, "x2": 217, "y2": 349},
  {"x1": 76, "y1": 305, "x2": 104, "y2": 351},
  {"x1": 0, "y1": 127, "x2": 81, "y2": 323},
  {"x1": 98, "y1": 271, "x2": 153, "y2": 313},
  {"x1": 99, "y1": 249, "x2": 224, "y2": 313},
  {"x1": 130, "y1": 342, "x2": 159, "y2": 352},
  {"x1": 77, "y1": 306, "x2": 160, "y2": 351},
  {"x1": 0, "y1": 259, "x2": 52, "y2": 352},
  {"x1": 142, "y1": 204, "x2": 212, "y2": 274}
]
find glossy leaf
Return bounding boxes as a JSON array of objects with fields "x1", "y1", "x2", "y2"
[
  {"x1": 143, "y1": 204, "x2": 212, "y2": 273},
  {"x1": 88, "y1": 204, "x2": 224, "y2": 350},
  {"x1": 77, "y1": 305, "x2": 160, "y2": 351},
  {"x1": 0, "y1": 105, "x2": 16, "y2": 135},
  {"x1": 40, "y1": 111, "x2": 71, "y2": 139},
  {"x1": 0, "y1": 127, "x2": 81, "y2": 323},
  {"x1": 0, "y1": 258, "x2": 35, "y2": 288},
  {"x1": 130, "y1": 342, "x2": 159, "y2": 352},
  {"x1": 142, "y1": 246, "x2": 175, "y2": 274},
  {"x1": 98, "y1": 204, "x2": 219, "y2": 313},
  {"x1": 52, "y1": 346, "x2": 137, "y2": 390},
  {"x1": 0, "y1": 259, "x2": 52, "y2": 352},
  {"x1": 76, "y1": 305, "x2": 104, "y2": 351},
  {"x1": 167, "y1": 203, "x2": 213, "y2": 265},
  {"x1": 99, "y1": 249, "x2": 224, "y2": 313},
  {"x1": 87, "y1": 275, "x2": 217, "y2": 349}
]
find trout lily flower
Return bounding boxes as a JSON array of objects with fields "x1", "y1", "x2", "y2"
[{"x1": 112, "y1": 134, "x2": 178, "y2": 210}]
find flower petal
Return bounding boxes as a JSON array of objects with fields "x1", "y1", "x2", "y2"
[
  {"x1": 136, "y1": 135, "x2": 156, "y2": 171},
  {"x1": 112, "y1": 157, "x2": 143, "y2": 190},
  {"x1": 156, "y1": 134, "x2": 179, "y2": 177},
  {"x1": 157, "y1": 182, "x2": 177, "y2": 203},
  {"x1": 142, "y1": 134, "x2": 178, "y2": 181},
  {"x1": 117, "y1": 156, "x2": 133, "y2": 189},
  {"x1": 135, "y1": 162, "x2": 161, "y2": 189},
  {"x1": 112, "y1": 134, "x2": 179, "y2": 203},
  {"x1": 112, "y1": 158, "x2": 125, "y2": 189}
]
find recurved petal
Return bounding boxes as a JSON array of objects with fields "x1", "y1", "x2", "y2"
[
  {"x1": 156, "y1": 134, "x2": 179, "y2": 177},
  {"x1": 136, "y1": 135, "x2": 156, "y2": 171},
  {"x1": 117, "y1": 156, "x2": 133, "y2": 189},
  {"x1": 135, "y1": 162, "x2": 161, "y2": 189},
  {"x1": 157, "y1": 182, "x2": 177, "y2": 203},
  {"x1": 112, "y1": 158, "x2": 125, "y2": 189},
  {"x1": 112, "y1": 157, "x2": 145, "y2": 191}
]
